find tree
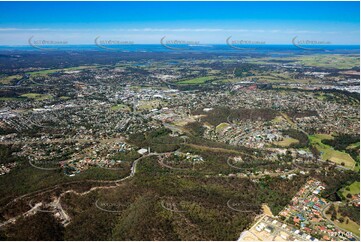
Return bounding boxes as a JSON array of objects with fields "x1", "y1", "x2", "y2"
[
  {"x1": 6, "y1": 213, "x2": 64, "y2": 240},
  {"x1": 331, "y1": 211, "x2": 337, "y2": 221}
]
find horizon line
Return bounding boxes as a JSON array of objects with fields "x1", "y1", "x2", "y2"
[{"x1": 0, "y1": 44, "x2": 360, "y2": 47}]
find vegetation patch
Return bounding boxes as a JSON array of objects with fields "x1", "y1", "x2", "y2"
[
  {"x1": 20, "y1": 93, "x2": 52, "y2": 101},
  {"x1": 215, "y1": 122, "x2": 230, "y2": 133},
  {"x1": 309, "y1": 134, "x2": 355, "y2": 169},
  {"x1": 281, "y1": 129, "x2": 308, "y2": 148},
  {"x1": 274, "y1": 137, "x2": 299, "y2": 147},
  {"x1": 194, "y1": 107, "x2": 278, "y2": 126},
  {"x1": 0, "y1": 75, "x2": 22, "y2": 84},
  {"x1": 325, "y1": 204, "x2": 360, "y2": 236},
  {"x1": 177, "y1": 76, "x2": 215, "y2": 85},
  {"x1": 340, "y1": 181, "x2": 360, "y2": 199},
  {"x1": 296, "y1": 55, "x2": 360, "y2": 69},
  {"x1": 111, "y1": 104, "x2": 130, "y2": 111},
  {"x1": 26, "y1": 66, "x2": 98, "y2": 76},
  {"x1": 137, "y1": 100, "x2": 165, "y2": 111}
]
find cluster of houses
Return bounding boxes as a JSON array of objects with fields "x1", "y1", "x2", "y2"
[
  {"x1": 63, "y1": 158, "x2": 125, "y2": 176},
  {"x1": 163, "y1": 151, "x2": 204, "y2": 166},
  {"x1": 204, "y1": 119, "x2": 289, "y2": 149},
  {"x1": 0, "y1": 162, "x2": 16, "y2": 176},
  {"x1": 167, "y1": 87, "x2": 359, "y2": 137},
  {"x1": 279, "y1": 179, "x2": 358, "y2": 241},
  {"x1": 63, "y1": 141, "x2": 134, "y2": 176},
  {"x1": 247, "y1": 179, "x2": 358, "y2": 241},
  {"x1": 252, "y1": 215, "x2": 315, "y2": 241}
]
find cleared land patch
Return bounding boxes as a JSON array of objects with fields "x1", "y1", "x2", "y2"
[
  {"x1": 216, "y1": 122, "x2": 231, "y2": 133},
  {"x1": 309, "y1": 134, "x2": 355, "y2": 169},
  {"x1": 0, "y1": 75, "x2": 22, "y2": 84},
  {"x1": 341, "y1": 181, "x2": 360, "y2": 198},
  {"x1": 274, "y1": 137, "x2": 299, "y2": 147},
  {"x1": 177, "y1": 76, "x2": 215, "y2": 85},
  {"x1": 325, "y1": 204, "x2": 360, "y2": 237},
  {"x1": 137, "y1": 99, "x2": 165, "y2": 111},
  {"x1": 296, "y1": 55, "x2": 360, "y2": 69},
  {"x1": 26, "y1": 65, "x2": 98, "y2": 76},
  {"x1": 20, "y1": 93, "x2": 52, "y2": 101},
  {"x1": 111, "y1": 104, "x2": 131, "y2": 111}
]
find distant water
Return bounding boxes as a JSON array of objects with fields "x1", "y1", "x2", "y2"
[{"x1": 0, "y1": 44, "x2": 359, "y2": 54}]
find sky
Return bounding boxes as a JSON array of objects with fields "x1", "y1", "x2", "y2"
[{"x1": 0, "y1": 1, "x2": 359, "y2": 45}]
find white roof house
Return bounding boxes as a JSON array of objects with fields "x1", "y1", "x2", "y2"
[{"x1": 137, "y1": 148, "x2": 148, "y2": 155}]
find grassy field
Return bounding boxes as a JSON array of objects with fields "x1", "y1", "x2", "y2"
[
  {"x1": 347, "y1": 142, "x2": 360, "y2": 150},
  {"x1": 325, "y1": 204, "x2": 360, "y2": 237},
  {"x1": 27, "y1": 69, "x2": 61, "y2": 76},
  {"x1": 296, "y1": 55, "x2": 360, "y2": 69},
  {"x1": 271, "y1": 115, "x2": 287, "y2": 124},
  {"x1": 280, "y1": 112, "x2": 295, "y2": 125},
  {"x1": 341, "y1": 181, "x2": 360, "y2": 198},
  {"x1": 249, "y1": 72, "x2": 307, "y2": 84},
  {"x1": 26, "y1": 65, "x2": 98, "y2": 76},
  {"x1": 245, "y1": 55, "x2": 360, "y2": 70},
  {"x1": 271, "y1": 114, "x2": 297, "y2": 129},
  {"x1": 20, "y1": 93, "x2": 52, "y2": 101},
  {"x1": 215, "y1": 123, "x2": 231, "y2": 133},
  {"x1": 177, "y1": 76, "x2": 215, "y2": 85},
  {"x1": 0, "y1": 74, "x2": 22, "y2": 84},
  {"x1": 309, "y1": 134, "x2": 355, "y2": 169},
  {"x1": 111, "y1": 104, "x2": 131, "y2": 111},
  {"x1": 137, "y1": 100, "x2": 165, "y2": 111},
  {"x1": 0, "y1": 97, "x2": 26, "y2": 101},
  {"x1": 274, "y1": 137, "x2": 299, "y2": 147}
]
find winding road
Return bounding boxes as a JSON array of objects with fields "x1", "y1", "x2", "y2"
[
  {"x1": 321, "y1": 202, "x2": 360, "y2": 240},
  {"x1": 0, "y1": 152, "x2": 162, "y2": 228}
]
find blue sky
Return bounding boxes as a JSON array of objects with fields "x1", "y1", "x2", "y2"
[{"x1": 0, "y1": 1, "x2": 359, "y2": 45}]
